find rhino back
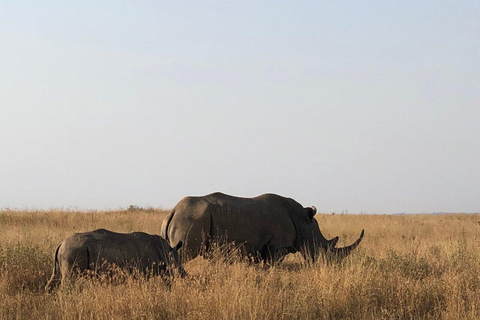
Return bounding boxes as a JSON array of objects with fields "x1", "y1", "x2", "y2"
[
  {"x1": 61, "y1": 230, "x2": 165, "y2": 269},
  {"x1": 166, "y1": 193, "x2": 296, "y2": 255},
  {"x1": 208, "y1": 194, "x2": 295, "y2": 251}
]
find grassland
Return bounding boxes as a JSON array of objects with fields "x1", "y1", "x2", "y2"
[{"x1": 1, "y1": 209, "x2": 479, "y2": 319}]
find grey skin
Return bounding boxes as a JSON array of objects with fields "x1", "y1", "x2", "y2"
[
  {"x1": 45, "y1": 229, "x2": 184, "y2": 292},
  {"x1": 161, "y1": 193, "x2": 364, "y2": 263}
]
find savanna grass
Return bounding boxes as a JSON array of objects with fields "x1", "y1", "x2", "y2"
[{"x1": 1, "y1": 209, "x2": 479, "y2": 319}]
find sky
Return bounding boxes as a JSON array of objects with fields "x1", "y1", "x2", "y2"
[{"x1": 1, "y1": 1, "x2": 479, "y2": 214}]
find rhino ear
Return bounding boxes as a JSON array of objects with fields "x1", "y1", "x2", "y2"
[
  {"x1": 174, "y1": 241, "x2": 183, "y2": 251},
  {"x1": 308, "y1": 206, "x2": 317, "y2": 221}
]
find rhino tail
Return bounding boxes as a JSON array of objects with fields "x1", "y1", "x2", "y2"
[
  {"x1": 161, "y1": 209, "x2": 176, "y2": 244},
  {"x1": 45, "y1": 243, "x2": 61, "y2": 292}
]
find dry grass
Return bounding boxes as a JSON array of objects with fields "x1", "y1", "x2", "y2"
[{"x1": 1, "y1": 209, "x2": 479, "y2": 319}]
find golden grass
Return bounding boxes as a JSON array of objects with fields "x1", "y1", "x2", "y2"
[{"x1": 1, "y1": 209, "x2": 479, "y2": 319}]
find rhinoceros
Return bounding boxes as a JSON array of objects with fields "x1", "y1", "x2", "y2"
[
  {"x1": 45, "y1": 229, "x2": 184, "y2": 291},
  {"x1": 161, "y1": 193, "x2": 364, "y2": 263}
]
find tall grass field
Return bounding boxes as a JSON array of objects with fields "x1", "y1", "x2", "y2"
[{"x1": 1, "y1": 209, "x2": 479, "y2": 319}]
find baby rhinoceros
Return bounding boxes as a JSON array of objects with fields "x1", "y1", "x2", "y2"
[{"x1": 45, "y1": 229, "x2": 184, "y2": 291}]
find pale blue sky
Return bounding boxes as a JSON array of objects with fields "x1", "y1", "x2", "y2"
[{"x1": 1, "y1": 1, "x2": 479, "y2": 213}]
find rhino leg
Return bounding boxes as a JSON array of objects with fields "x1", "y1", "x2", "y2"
[
  {"x1": 57, "y1": 248, "x2": 91, "y2": 288},
  {"x1": 171, "y1": 208, "x2": 212, "y2": 262},
  {"x1": 259, "y1": 245, "x2": 289, "y2": 265}
]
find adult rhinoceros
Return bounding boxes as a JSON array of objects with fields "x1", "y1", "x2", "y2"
[
  {"x1": 160, "y1": 193, "x2": 364, "y2": 263},
  {"x1": 45, "y1": 229, "x2": 184, "y2": 291}
]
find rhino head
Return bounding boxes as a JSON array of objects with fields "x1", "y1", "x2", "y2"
[
  {"x1": 301, "y1": 206, "x2": 364, "y2": 261},
  {"x1": 167, "y1": 241, "x2": 187, "y2": 278}
]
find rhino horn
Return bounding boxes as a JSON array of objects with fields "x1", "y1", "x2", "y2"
[
  {"x1": 329, "y1": 236, "x2": 339, "y2": 248},
  {"x1": 332, "y1": 229, "x2": 364, "y2": 257}
]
